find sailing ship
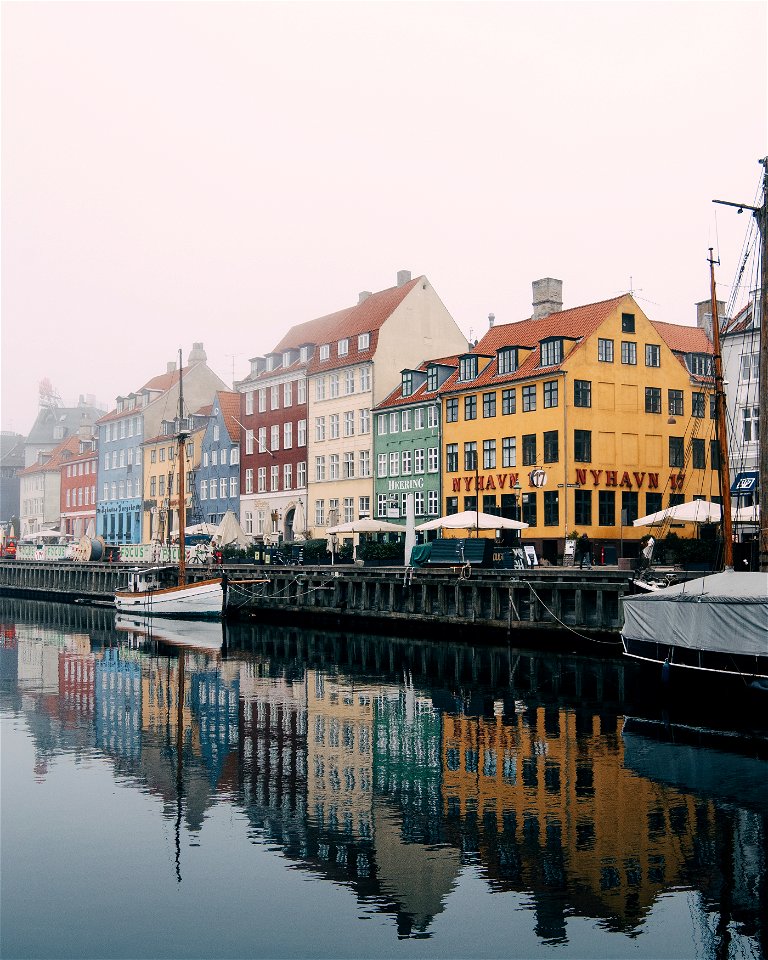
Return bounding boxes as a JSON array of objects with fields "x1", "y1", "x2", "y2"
[
  {"x1": 621, "y1": 159, "x2": 768, "y2": 685},
  {"x1": 114, "y1": 349, "x2": 226, "y2": 619}
]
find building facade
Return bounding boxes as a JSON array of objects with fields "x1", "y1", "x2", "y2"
[
  {"x1": 59, "y1": 440, "x2": 98, "y2": 539},
  {"x1": 196, "y1": 391, "x2": 242, "y2": 527},
  {"x1": 19, "y1": 435, "x2": 83, "y2": 536},
  {"x1": 439, "y1": 280, "x2": 718, "y2": 562}
]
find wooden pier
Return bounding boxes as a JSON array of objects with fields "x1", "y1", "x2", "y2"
[{"x1": 0, "y1": 561, "x2": 635, "y2": 642}]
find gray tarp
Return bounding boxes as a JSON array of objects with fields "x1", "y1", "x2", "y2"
[{"x1": 622, "y1": 570, "x2": 768, "y2": 657}]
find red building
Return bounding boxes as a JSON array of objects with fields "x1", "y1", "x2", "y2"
[{"x1": 60, "y1": 440, "x2": 98, "y2": 539}]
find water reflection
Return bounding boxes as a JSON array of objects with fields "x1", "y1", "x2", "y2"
[{"x1": 1, "y1": 598, "x2": 765, "y2": 957}]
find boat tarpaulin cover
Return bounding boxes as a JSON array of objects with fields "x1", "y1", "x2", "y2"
[{"x1": 622, "y1": 571, "x2": 768, "y2": 657}]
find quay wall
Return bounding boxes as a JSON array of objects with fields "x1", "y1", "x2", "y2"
[{"x1": 0, "y1": 561, "x2": 634, "y2": 641}]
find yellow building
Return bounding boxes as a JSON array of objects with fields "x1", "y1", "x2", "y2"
[
  {"x1": 440, "y1": 282, "x2": 718, "y2": 561},
  {"x1": 141, "y1": 415, "x2": 207, "y2": 542}
]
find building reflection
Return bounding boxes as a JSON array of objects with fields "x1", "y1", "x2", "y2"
[{"x1": 1, "y1": 600, "x2": 765, "y2": 948}]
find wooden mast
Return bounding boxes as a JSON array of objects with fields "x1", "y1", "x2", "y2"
[
  {"x1": 177, "y1": 348, "x2": 187, "y2": 587},
  {"x1": 709, "y1": 250, "x2": 733, "y2": 568}
]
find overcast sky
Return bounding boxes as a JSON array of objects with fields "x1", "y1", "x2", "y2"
[{"x1": 2, "y1": 1, "x2": 766, "y2": 435}]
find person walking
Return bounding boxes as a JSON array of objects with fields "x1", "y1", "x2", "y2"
[{"x1": 578, "y1": 532, "x2": 592, "y2": 569}]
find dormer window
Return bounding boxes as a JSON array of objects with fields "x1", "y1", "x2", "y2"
[
  {"x1": 283, "y1": 351, "x2": 291, "y2": 367},
  {"x1": 116, "y1": 399, "x2": 124, "y2": 413},
  {"x1": 459, "y1": 356, "x2": 478, "y2": 381},
  {"x1": 402, "y1": 372, "x2": 413, "y2": 397},
  {"x1": 338, "y1": 338, "x2": 349, "y2": 356},
  {"x1": 426, "y1": 366, "x2": 438, "y2": 392},
  {"x1": 540, "y1": 338, "x2": 563, "y2": 367},
  {"x1": 358, "y1": 332, "x2": 370, "y2": 350},
  {"x1": 687, "y1": 353, "x2": 713, "y2": 377},
  {"x1": 266, "y1": 356, "x2": 274, "y2": 371},
  {"x1": 319, "y1": 344, "x2": 330, "y2": 361},
  {"x1": 300, "y1": 346, "x2": 309, "y2": 363},
  {"x1": 497, "y1": 347, "x2": 517, "y2": 375}
]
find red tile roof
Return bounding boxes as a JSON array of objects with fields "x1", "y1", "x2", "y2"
[
  {"x1": 97, "y1": 366, "x2": 190, "y2": 424},
  {"x1": 376, "y1": 356, "x2": 460, "y2": 410},
  {"x1": 650, "y1": 320, "x2": 713, "y2": 354},
  {"x1": 215, "y1": 391, "x2": 242, "y2": 442},
  {"x1": 20, "y1": 435, "x2": 81, "y2": 475}
]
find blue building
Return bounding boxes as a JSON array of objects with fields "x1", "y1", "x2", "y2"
[{"x1": 196, "y1": 391, "x2": 242, "y2": 525}]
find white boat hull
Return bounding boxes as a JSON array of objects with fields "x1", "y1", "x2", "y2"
[
  {"x1": 114, "y1": 613, "x2": 224, "y2": 650},
  {"x1": 114, "y1": 577, "x2": 224, "y2": 618}
]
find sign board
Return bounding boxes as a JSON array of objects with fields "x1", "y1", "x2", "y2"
[
  {"x1": 563, "y1": 539, "x2": 576, "y2": 567},
  {"x1": 731, "y1": 471, "x2": 758, "y2": 495},
  {"x1": 523, "y1": 545, "x2": 538, "y2": 567}
]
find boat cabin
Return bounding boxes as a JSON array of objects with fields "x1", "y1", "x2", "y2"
[{"x1": 124, "y1": 566, "x2": 177, "y2": 593}]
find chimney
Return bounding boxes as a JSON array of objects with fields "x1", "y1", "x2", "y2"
[
  {"x1": 532, "y1": 278, "x2": 563, "y2": 320},
  {"x1": 397, "y1": 269, "x2": 412, "y2": 287},
  {"x1": 167, "y1": 361, "x2": 176, "y2": 374},
  {"x1": 695, "y1": 298, "x2": 726, "y2": 342},
  {"x1": 188, "y1": 342, "x2": 207, "y2": 364},
  {"x1": 358, "y1": 291, "x2": 372, "y2": 304},
  {"x1": 488, "y1": 312, "x2": 495, "y2": 328}
]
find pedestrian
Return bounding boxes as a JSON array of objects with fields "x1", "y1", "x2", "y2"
[{"x1": 578, "y1": 532, "x2": 592, "y2": 569}]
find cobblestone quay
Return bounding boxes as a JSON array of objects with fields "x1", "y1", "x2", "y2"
[{"x1": 0, "y1": 561, "x2": 634, "y2": 644}]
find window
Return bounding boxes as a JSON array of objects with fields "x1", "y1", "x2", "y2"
[
  {"x1": 329, "y1": 454, "x2": 339, "y2": 480},
  {"x1": 483, "y1": 392, "x2": 496, "y2": 418},
  {"x1": 574, "y1": 380, "x2": 591, "y2": 407},
  {"x1": 522, "y1": 493, "x2": 537, "y2": 526},
  {"x1": 389, "y1": 452, "x2": 400, "y2": 476},
  {"x1": 464, "y1": 395, "x2": 477, "y2": 420},
  {"x1": 502, "y1": 436, "x2": 516, "y2": 468},
  {"x1": 297, "y1": 420, "x2": 307, "y2": 446},
  {"x1": 211, "y1": 449, "x2": 218, "y2": 466},
  {"x1": 358, "y1": 332, "x2": 370, "y2": 350},
  {"x1": 645, "y1": 387, "x2": 661, "y2": 414},
  {"x1": 230, "y1": 476, "x2": 238, "y2": 498},
  {"x1": 427, "y1": 405, "x2": 438, "y2": 429},
  {"x1": 284, "y1": 422, "x2": 292, "y2": 448},
  {"x1": 359, "y1": 366, "x2": 371, "y2": 391},
  {"x1": 358, "y1": 450, "x2": 370, "y2": 477},
  {"x1": 329, "y1": 414, "x2": 340, "y2": 439},
  {"x1": 543, "y1": 430, "x2": 559, "y2": 463},
  {"x1": 270, "y1": 385, "x2": 280, "y2": 410},
  {"x1": 692, "y1": 438, "x2": 705, "y2": 469},
  {"x1": 415, "y1": 492, "x2": 425, "y2": 516},
  {"x1": 188, "y1": 478, "x2": 195, "y2": 499},
  {"x1": 428, "y1": 490, "x2": 439, "y2": 515},
  {"x1": 343, "y1": 411, "x2": 354, "y2": 437},
  {"x1": 359, "y1": 408, "x2": 370, "y2": 434},
  {"x1": 645, "y1": 344, "x2": 661, "y2": 367},
  {"x1": 522, "y1": 385, "x2": 536, "y2": 412},
  {"x1": 464, "y1": 442, "x2": 477, "y2": 471},
  {"x1": 710, "y1": 440, "x2": 720, "y2": 471},
  {"x1": 502, "y1": 388, "x2": 516, "y2": 415},
  {"x1": 329, "y1": 374, "x2": 339, "y2": 398},
  {"x1": 338, "y1": 338, "x2": 349, "y2": 356},
  {"x1": 402, "y1": 372, "x2": 413, "y2": 396},
  {"x1": 315, "y1": 457, "x2": 326, "y2": 482},
  {"x1": 377, "y1": 453, "x2": 387, "y2": 477},
  {"x1": 401, "y1": 409, "x2": 411, "y2": 432},
  {"x1": 297, "y1": 461, "x2": 307, "y2": 487},
  {"x1": 743, "y1": 406, "x2": 759, "y2": 441},
  {"x1": 543, "y1": 380, "x2": 559, "y2": 408},
  {"x1": 598, "y1": 338, "x2": 614, "y2": 363},
  {"x1": 621, "y1": 312, "x2": 635, "y2": 333},
  {"x1": 446, "y1": 398, "x2": 459, "y2": 422},
  {"x1": 688, "y1": 353, "x2": 713, "y2": 377},
  {"x1": 427, "y1": 447, "x2": 439, "y2": 472},
  {"x1": 245, "y1": 469, "x2": 253, "y2": 494},
  {"x1": 284, "y1": 381, "x2": 293, "y2": 406},
  {"x1": 297, "y1": 379, "x2": 306, "y2": 404},
  {"x1": 740, "y1": 353, "x2": 759, "y2": 380},
  {"x1": 645, "y1": 492, "x2": 662, "y2": 516},
  {"x1": 377, "y1": 413, "x2": 387, "y2": 436},
  {"x1": 574, "y1": 429, "x2": 592, "y2": 462},
  {"x1": 459, "y1": 356, "x2": 478, "y2": 381},
  {"x1": 668, "y1": 390, "x2": 684, "y2": 417},
  {"x1": 599, "y1": 490, "x2": 615, "y2": 526},
  {"x1": 359, "y1": 496, "x2": 370, "y2": 517},
  {"x1": 344, "y1": 452, "x2": 355, "y2": 478},
  {"x1": 315, "y1": 378, "x2": 326, "y2": 401},
  {"x1": 258, "y1": 389, "x2": 267, "y2": 413},
  {"x1": 319, "y1": 344, "x2": 330, "y2": 361},
  {"x1": 497, "y1": 347, "x2": 517, "y2": 375},
  {"x1": 669, "y1": 436, "x2": 685, "y2": 468},
  {"x1": 401, "y1": 450, "x2": 412, "y2": 475},
  {"x1": 315, "y1": 417, "x2": 326, "y2": 442},
  {"x1": 621, "y1": 341, "x2": 637, "y2": 365},
  {"x1": 691, "y1": 392, "x2": 705, "y2": 418},
  {"x1": 544, "y1": 491, "x2": 559, "y2": 526},
  {"x1": 315, "y1": 500, "x2": 325, "y2": 525},
  {"x1": 483, "y1": 439, "x2": 496, "y2": 469},
  {"x1": 446, "y1": 443, "x2": 459, "y2": 472},
  {"x1": 414, "y1": 448, "x2": 425, "y2": 473},
  {"x1": 574, "y1": 489, "x2": 592, "y2": 525},
  {"x1": 257, "y1": 467, "x2": 266, "y2": 492},
  {"x1": 343, "y1": 497, "x2": 354, "y2": 523},
  {"x1": 446, "y1": 496, "x2": 459, "y2": 516},
  {"x1": 377, "y1": 494, "x2": 388, "y2": 518},
  {"x1": 622, "y1": 491, "x2": 639, "y2": 525},
  {"x1": 540, "y1": 338, "x2": 563, "y2": 366},
  {"x1": 522, "y1": 434, "x2": 536, "y2": 466},
  {"x1": 271, "y1": 424, "x2": 280, "y2": 451},
  {"x1": 427, "y1": 366, "x2": 438, "y2": 391},
  {"x1": 345, "y1": 369, "x2": 355, "y2": 394},
  {"x1": 389, "y1": 412, "x2": 399, "y2": 434}
]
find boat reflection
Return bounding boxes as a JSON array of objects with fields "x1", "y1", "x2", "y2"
[
  {"x1": 114, "y1": 612, "x2": 226, "y2": 652},
  {"x1": 1, "y1": 598, "x2": 765, "y2": 949}
]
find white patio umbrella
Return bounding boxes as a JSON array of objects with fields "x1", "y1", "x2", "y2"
[
  {"x1": 416, "y1": 510, "x2": 528, "y2": 532},
  {"x1": 326, "y1": 517, "x2": 405, "y2": 534},
  {"x1": 212, "y1": 510, "x2": 252, "y2": 548},
  {"x1": 404, "y1": 494, "x2": 416, "y2": 566},
  {"x1": 293, "y1": 500, "x2": 307, "y2": 540},
  {"x1": 732, "y1": 503, "x2": 760, "y2": 522},
  {"x1": 633, "y1": 499, "x2": 722, "y2": 527}
]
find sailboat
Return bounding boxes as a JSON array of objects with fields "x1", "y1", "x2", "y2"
[
  {"x1": 621, "y1": 159, "x2": 768, "y2": 685},
  {"x1": 114, "y1": 349, "x2": 226, "y2": 619}
]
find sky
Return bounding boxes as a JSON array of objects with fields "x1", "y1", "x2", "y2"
[{"x1": 2, "y1": 1, "x2": 766, "y2": 435}]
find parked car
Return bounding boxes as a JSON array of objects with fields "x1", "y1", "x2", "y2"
[{"x1": 1, "y1": 538, "x2": 17, "y2": 559}]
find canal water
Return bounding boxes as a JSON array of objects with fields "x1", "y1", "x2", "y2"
[{"x1": 1, "y1": 598, "x2": 766, "y2": 960}]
